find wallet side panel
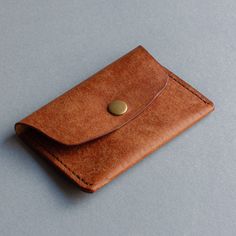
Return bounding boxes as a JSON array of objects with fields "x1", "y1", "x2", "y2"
[{"x1": 18, "y1": 69, "x2": 214, "y2": 192}]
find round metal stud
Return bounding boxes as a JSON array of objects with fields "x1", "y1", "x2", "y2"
[{"x1": 108, "y1": 100, "x2": 128, "y2": 116}]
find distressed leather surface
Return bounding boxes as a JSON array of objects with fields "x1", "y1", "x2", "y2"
[
  {"x1": 15, "y1": 46, "x2": 214, "y2": 192},
  {"x1": 16, "y1": 46, "x2": 168, "y2": 145}
]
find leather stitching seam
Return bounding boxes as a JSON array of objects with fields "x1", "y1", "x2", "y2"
[
  {"x1": 37, "y1": 141, "x2": 93, "y2": 186},
  {"x1": 169, "y1": 74, "x2": 211, "y2": 105}
]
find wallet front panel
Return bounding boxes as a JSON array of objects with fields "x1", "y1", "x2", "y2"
[{"x1": 16, "y1": 46, "x2": 214, "y2": 192}]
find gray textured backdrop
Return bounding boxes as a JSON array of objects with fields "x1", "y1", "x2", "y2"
[{"x1": 0, "y1": 1, "x2": 236, "y2": 236}]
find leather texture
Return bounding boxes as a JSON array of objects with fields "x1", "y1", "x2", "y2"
[{"x1": 15, "y1": 46, "x2": 214, "y2": 192}]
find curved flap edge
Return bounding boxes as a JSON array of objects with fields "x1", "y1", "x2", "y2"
[{"x1": 15, "y1": 46, "x2": 168, "y2": 145}]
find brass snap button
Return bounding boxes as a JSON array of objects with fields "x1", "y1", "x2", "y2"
[{"x1": 108, "y1": 100, "x2": 128, "y2": 116}]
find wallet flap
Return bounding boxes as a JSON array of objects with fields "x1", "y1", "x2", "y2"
[{"x1": 15, "y1": 46, "x2": 168, "y2": 145}]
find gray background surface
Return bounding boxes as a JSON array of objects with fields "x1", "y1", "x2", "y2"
[{"x1": 0, "y1": 1, "x2": 235, "y2": 235}]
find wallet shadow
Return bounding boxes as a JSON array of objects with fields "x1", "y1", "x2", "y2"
[{"x1": 4, "y1": 134, "x2": 91, "y2": 202}]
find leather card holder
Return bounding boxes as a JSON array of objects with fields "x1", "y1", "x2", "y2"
[{"x1": 15, "y1": 46, "x2": 214, "y2": 192}]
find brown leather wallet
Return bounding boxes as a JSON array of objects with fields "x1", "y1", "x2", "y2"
[{"x1": 15, "y1": 46, "x2": 214, "y2": 192}]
